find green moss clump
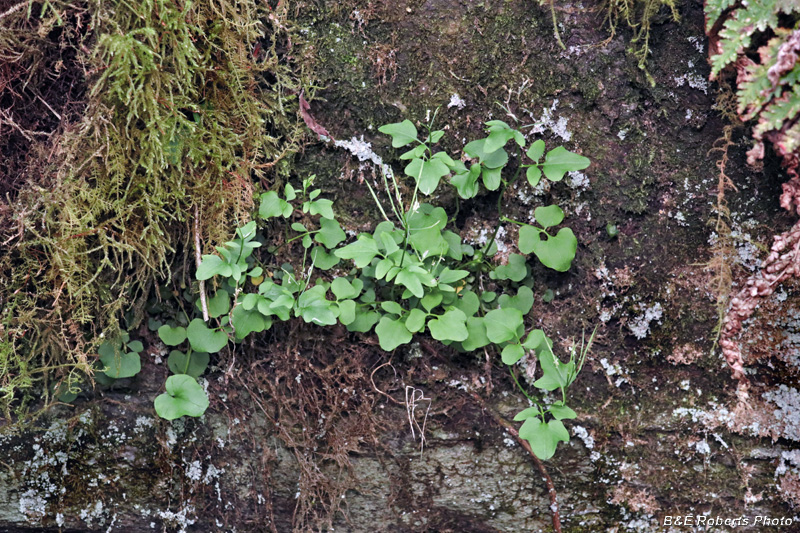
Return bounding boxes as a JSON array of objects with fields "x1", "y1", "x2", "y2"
[
  {"x1": 0, "y1": 0, "x2": 309, "y2": 418},
  {"x1": 600, "y1": 0, "x2": 680, "y2": 69}
]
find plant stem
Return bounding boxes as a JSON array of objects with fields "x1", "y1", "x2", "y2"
[
  {"x1": 399, "y1": 172, "x2": 421, "y2": 270},
  {"x1": 508, "y1": 365, "x2": 536, "y2": 404},
  {"x1": 193, "y1": 205, "x2": 209, "y2": 322},
  {"x1": 482, "y1": 145, "x2": 524, "y2": 256},
  {"x1": 549, "y1": 0, "x2": 566, "y2": 51},
  {"x1": 470, "y1": 392, "x2": 562, "y2": 533}
]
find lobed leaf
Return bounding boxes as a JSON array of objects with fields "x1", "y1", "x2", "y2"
[
  {"x1": 541, "y1": 147, "x2": 590, "y2": 181},
  {"x1": 379, "y1": 120, "x2": 419, "y2": 147},
  {"x1": 154, "y1": 375, "x2": 209, "y2": 420}
]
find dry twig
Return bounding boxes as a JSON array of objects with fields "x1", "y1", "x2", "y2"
[{"x1": 193, "y1": 204, "x2": 209, "y2": 322}]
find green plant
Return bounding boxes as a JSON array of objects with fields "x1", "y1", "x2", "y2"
[
  {"x1": 151, "y1": 222, "x2": 266, "y2": 418},
  {"x1": 154, "y1": 374, "x2": 210, "y2": 420},
  {"x1": 0, "y1": 0, "x2": 307, "y2": 420},
  {"x1": 183, "y1": 115, "x2": 592, "y2": 460},
  {"x1": 601, "y1": 0, "x2": 680, "y2": 71},
  {"x1": 707, "y1": 0, "x2": 800, "y2": 164},
  {"x1": 97, "y1": 331, "x2": 144, "y2": 380},
  {"x1": 706, "y1": 1, "x2": 800, "y2": 387}
]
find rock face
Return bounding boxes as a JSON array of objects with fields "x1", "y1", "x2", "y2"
[{"x1": 2, "y1": 1, "x2": 799, "y2": 532}]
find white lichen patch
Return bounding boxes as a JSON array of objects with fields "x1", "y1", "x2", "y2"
[
  {"x1": 568, "y1": 170, "x2": 590, "y2": 191},
  {"x1": 730, "y1": 228, "x2": 762, "y2": 271},
  {"x1": 775, "y1": 307, "x2": 800, "y2": 370},
  {"x1": 133, "y1": 416, "x2": 155, "y2": 435},
  {"x1": 763, "y1": 385, "x2": 800, "y2": 441},
  {"x1": 157, "y1": 505, "x2": 197, "y2": 533},
  {"x1": 447, "y1": 93, "x2": 466, "y2": 109},
  {"x1": 331, "y1": 135, "x2": 396, "y2": 188},
  {"x1": 19, "y1": 489, "x2": 47, "y2": 519},
  {"x1": 691, "y1": 439, "x2": 711, "y2": 455},
  {"x1": 673, "y1": 59, "x2": 708, "y2": 94},
  {"x1": 527, "y1": 99, "x2": 572, "y2": 141},
  {"x1": 572, "y1": 425, "x2": 594, "y2": 450},
  {"x1": 464, "y1": 224, "x2": 508, "y2": 255},
  {"x1": 599, "y1": 358, "x2": 628, "y2": 388},
  {"x1": 627, "y1": 303, "x2": 663, "y2": 340},
  {"x1": 185, "y1": 460, "x2": 203, "y2": 482}
]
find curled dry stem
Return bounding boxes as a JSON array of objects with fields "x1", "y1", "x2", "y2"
[{"x1": 370, "y1": 360, "x2": 431, "y2": 454}]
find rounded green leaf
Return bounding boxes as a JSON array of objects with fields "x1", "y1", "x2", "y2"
[
  {"x1": 334, "y1": 235, "x2": 380, "y2": 267},
  {"x1": 380, "y1": 301, "x2": 404, "y2": 315},
  {"x1": 484, "y1": 308, "x2": 524, "y2": 344},
  {"x1": 231, "y1": 306, "x2": 270, "y2": 339},
  {"x1": 308, "y1": 198, "x2": 334, "y2": 219},
  {"x1": 99, "y1": 346, "x2": 141, "y2": 379},
  {"x1": 167, "y1": 350, "x2": 210, "y2": 378},
  {"x1": 405, "y1": 308, "x2": 428, "y2": 333},
  {"x1": 513, "y1": 406, "x2": 542, "y2": 421},
  {"x1": 404, "y1": 158, "x2": 450, "y2": 195},
  {"x1": 498, "y1": 286, "x2": 534, "y2": 315},
  {"x1": 196, "y1": 255, "x2": 231, "y2": 281},
  {"x1": 481, "y1": 166, "x2": 502, "y2": 190},
  {"x1": 127, "y1": 340, "x2": 144, "y2": 353},
  {"x1": 483, "y1": 128, "x2": 516, "y2": 154},
  {"x1": 347, "y1": 309, "x2": 380, "y2": 333},
  {"x1": 158, "y1": 325, "x2": 187, "y2": 347},
  {"x1": 375, "y1": 316, "x2": 413, "y2": 351},
  {"x1": 452, "y1": 290, "x2": 480, "y2": 318},
  {"x1": 378, "y1": 120, "x2": 419, "y2": 147},
  {"x1": 462, "y1": 316, "x2": 490, "y2": 351},
  {"x1": 534, "y1": 205, "x2": 565, "y2": 228},
  {"x1": 154, "y1": 375, "x2": 210, "y2": 420},
  {"x1": 337, "y1": 299, "x2": 357, "y2": 325},
  {"x1": 55, "y1": 381, "x2": 79, "y2": 403},
  {"x1": 548, "y1": 404, "x2": 577, "y2": 420},
  {"x1": 520, "y1": 227, "x2": 577, "y2": 272},
  {"x1": 420, "y1": 292, "x2": 443, "y2": 312},
  {"x1": 526, "y1": 166, "x2": 542, "y2": 188},
  {"x1": 259, "y1": 191, "x2": 292, "y2": 219},
  {"x1": 526, "y1": 139, "x2": 545, "y2": 162},
  {"x1": 501, "y1": 343, "x2": 525, "y2": 365},
  {"x1": 296, "y1": 285, "x2": 338, "y2": 326},
  {"x1": 331, "y1": 277, "x2": 358, "y2": 299},
  {"x1": 400, "y1": 144, "x2": 427, "y2": 160},
  {"x1": 201, "y1": 291, "x2": 230, "y2": 318},
  {"x1": 518, "y1": 225, "x2": 540, "y2": 255},
  {"x1": 451, "y1": 164, "x2": 481, "y2": 199},
  {"x1": 316, "y1": 217, "x2": 346, "y2": 249},
  {"x1": 522, "y1": 329, "x2": 547, "y2": 350},
  {"x1": 464, "y1": 138, "x2": 508, "y2": 169},
  {"x1": 427, "y1": 309, "x2": 468, "y2": 342},
  {"x1": 492, "y1": 254, "x2": 527, "y2": 282},
  {"x1": 310, "y1": 246, "x2": 340, "y2": 270},
  {"x1": 187, "y1": 318, "x2": 228, "y2": 353}
]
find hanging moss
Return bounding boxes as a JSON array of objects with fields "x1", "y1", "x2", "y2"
[
  {"x1": 600, "y1": 0, "x2": 680, "y2": 70},
  {"x1": 0, "y1": 0, "x2": 309, "y2": 419}
]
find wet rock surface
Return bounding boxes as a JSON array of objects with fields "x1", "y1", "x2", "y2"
[{"x1": 2, "y1": 0, "x2": 799, "y2": 531}]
